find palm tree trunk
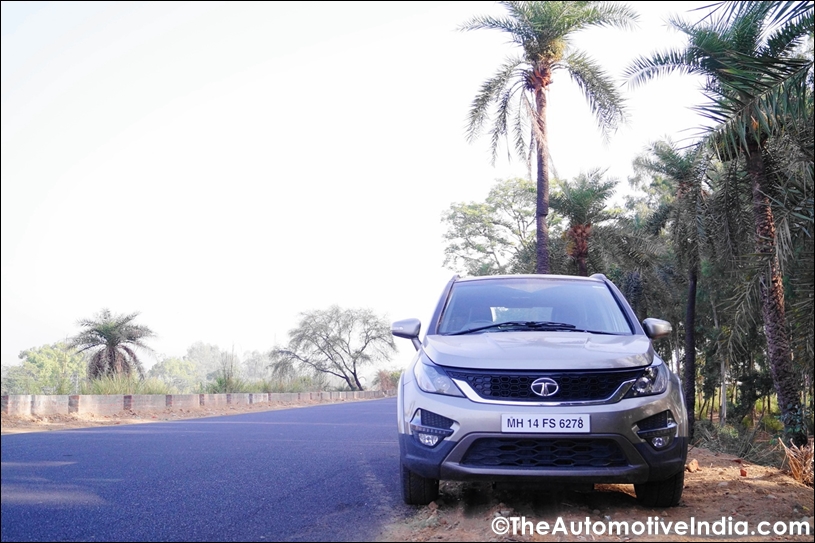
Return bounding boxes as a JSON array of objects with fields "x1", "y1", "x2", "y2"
[
  {"x1": 720, "y1": 357, "x2": 728, "y2": 426},
  {"x1": 747, "y1": 144, "x2": 805, "y2": 446},
  {"x1": 577, "y1": 257, "x2": 588, "y2": 277},
  {"x1": 573, "y1": 224, "x2": 591, "y2": 276},
  {"x1": 710, "y1": 295, "x2": 727, "y2": 425},
  {"x1": 683, "y1": 264, "x2": 698, "y2": 440},
  {"x1": 535, "y1": 84, "x2": 550, "y2": 274}
]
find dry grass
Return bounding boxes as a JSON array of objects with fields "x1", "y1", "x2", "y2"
[
  {"x1": 692, "y1": 420, "x2": 786, "y2": 466},
  {"x1": 779, "y1": 437, "x2": 815, "y2": 487}
]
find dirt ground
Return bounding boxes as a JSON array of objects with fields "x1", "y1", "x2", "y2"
[
  {"x1": 3, "y1": 406, "x2": 812, "y2": 542},
  {"x1": 380, "y1": 444, "x2": 815, "y2": 542}
]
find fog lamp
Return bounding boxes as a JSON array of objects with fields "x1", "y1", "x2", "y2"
[
  {"x1": 636, "y1": 410, "x2": 678, "y2": 449},
  {"x1": 418, "y1": 433, "x2": 440, "y2": 447},
  {"x1": 409, "y1": 411, "x2": 454, "y2": 448}
]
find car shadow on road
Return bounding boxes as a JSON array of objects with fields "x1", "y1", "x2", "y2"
[{"x1": 438, "y1": 480, "x2": 642, "y2": 518}]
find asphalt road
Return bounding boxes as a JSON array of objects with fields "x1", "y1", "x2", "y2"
[{"x1": 1, "y1": 397, "x2": 411, "y2": 542}]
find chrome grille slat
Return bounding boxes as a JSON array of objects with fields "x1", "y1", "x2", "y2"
[{"x1": 447, "y1": 369, "x2": 644, "y2": 402}]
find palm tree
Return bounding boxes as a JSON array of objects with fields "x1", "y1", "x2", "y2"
[
  {"x1": 634, "y1": 140, "x2": 708, "y2": 438},
  {"x1": 625, "y1": 1, "x2": 813, "y2": 445},
  {"x1": 70, "y1": 309, "x2": 155, "y2": 379},
  {"x1": 461, "y1": 1, "x2": 637, "y2": 274},
  {"x1": 549, "y1": 168, "x2": 617, "y2": 276}
]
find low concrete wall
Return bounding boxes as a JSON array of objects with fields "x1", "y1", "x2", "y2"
[
  {"x1": 229, "y1": 393, "x2": 250, "y2": 405},
  {"x1": 125, "y1": 395, "x2": 166, "y2": 412},
  {"x1": 1, "y1": 389, "x2": 395, "y2": 417},
  {"x1": 269, "y1": 392, "x2": 299, "y2": 403},
  {"x1": 200, "y1": 394, "x2": 228, "y2": 408},
  {"x1": 3, "y1": 395, "x2": 32, "y2": 417},
  {"x1": 167, "y1": 394, "x2": 199, "y2": 409},
  {"x1": 77, "y1": 395, "x2": 124, "y2": 416},
  {"x1": 31, "y1": 395, "x2": 71, "y2": 416}
]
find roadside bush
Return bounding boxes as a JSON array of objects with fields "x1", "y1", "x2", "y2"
[
  {"x1": 205, "y1": 354, "x2": 249, "y2": 393},
  {"x1": 373, "y1": 369, "x2": 403, "y2": 391},
  {"x1": 260, "y1": 375, "x2": 329, "y2": 393},
  {"x1": 80, "y1": 375, "x2": 176, "y2": 395},
  {"x1": 761, "y1": 416, "x2": 785, "y2": 433},
  {"x1": 205, "y1": 375, "x2": 250, "y2": 393}
]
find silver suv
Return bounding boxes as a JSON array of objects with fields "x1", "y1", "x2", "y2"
[{"x1": 392, "y1": 274, "x2": 687, "y2": 507}]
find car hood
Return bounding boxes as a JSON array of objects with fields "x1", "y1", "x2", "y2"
[{"x1": 423, "y1": 332, "x2": 655, "y2": 370}]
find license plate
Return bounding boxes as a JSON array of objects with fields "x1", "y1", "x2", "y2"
[{"x1": 501, "y1": 414, "x2": 590, "y2": 433}]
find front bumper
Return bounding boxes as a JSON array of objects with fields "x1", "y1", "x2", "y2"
[{"x1": 399, "y1": 375, "x2": 688, "y2": 484}]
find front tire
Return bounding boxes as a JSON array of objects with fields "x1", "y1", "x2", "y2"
[
  {"x1": 634, "y1": 469, "x2": 684, "y2": 507},
  {"x1": 401, "y1": 461, "x2": 439, "y2": 505}
]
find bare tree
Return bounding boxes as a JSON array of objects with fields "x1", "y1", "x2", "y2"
[{"x1": 271, "y1": 306, "x2": 396, "y2": 391}]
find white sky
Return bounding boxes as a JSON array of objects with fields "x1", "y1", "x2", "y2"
[{"x1": 1, "y1": 1, "x2": 712, "y2": 373}]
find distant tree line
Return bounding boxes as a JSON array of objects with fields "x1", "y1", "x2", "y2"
[{"x1": 2, "y1": 306, "x2": 401, "y2": 396}]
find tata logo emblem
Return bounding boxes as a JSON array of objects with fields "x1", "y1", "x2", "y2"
[{"x1": 531, "y1": 377, "x2": 559, "y2": 397}]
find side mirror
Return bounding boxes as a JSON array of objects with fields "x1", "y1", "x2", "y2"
[
  {"x1": 642, "y1": 318, "x2": 672, "y2": 340},
  {"x1": 392, "y1": 318, "x2": 422, "y2": 351}
]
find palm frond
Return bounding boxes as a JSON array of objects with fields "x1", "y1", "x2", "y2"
[
  {"x1": 707, "y1": 1, "x2": 814, "y2": 43},
  {"x1": 459, "y1": 13, "x2": 535, "y2": 42},
  {"x1": 466, "y1": 56, "x2": 525, "y2": 144},
  {"x1": 624, "y1": 47, "x2": 710, "y2": 89},
  {"x1": 577, "y1": 1, "x2": 640, "y2": 31},
  {"x1": 699, "y1": 59, "x2": 811, "y2": 156},
  {"x1": 563, "y1": 50, "x2": 628, "y2": 139}
]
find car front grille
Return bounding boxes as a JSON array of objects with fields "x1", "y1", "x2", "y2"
[
  {"x1": 421, "y1": 409, "x2": 455, "y2": 429},
  {"x1": 461, "y1": 437, "x2": 628, "y2": 468},
  {"x1": 447, "y1": 369, "x2": 643, "y2": 402},
  {"x1": 636, "y1": 410, "x2": 669, "y2": 431}
]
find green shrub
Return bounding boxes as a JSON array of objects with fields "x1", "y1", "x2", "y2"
[
  {"x1": 259, "y1": 376, "x2": 326, "y2": 393},
  {"x1": 80, "y1": 374, "x2": 176, "y2": 395},
  {"x1": 373, "y1": 369, "x2": 403, "y2": 391},
  {"x1": 761, "y1": 416, "x2": 785, "y2": 433},
  {"x1": 205, "y1": 375, "x2": 250, "y2": 393}
]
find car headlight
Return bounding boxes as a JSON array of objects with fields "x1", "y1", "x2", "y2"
[
  {"x1": 625, "y1": 360, "x2": 669, "y2": 398},
  {"x1": 414, "y1": 357, "x2": 463, "y2": 397}
]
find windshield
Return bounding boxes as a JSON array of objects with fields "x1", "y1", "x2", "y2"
[{"x1": 438, "y1": 277, "x2": 632, "y2": 336}]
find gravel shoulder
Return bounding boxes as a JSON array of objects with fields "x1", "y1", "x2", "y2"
[{"x1": 0, "y1": 397, "x2": 358, "y2": 435}]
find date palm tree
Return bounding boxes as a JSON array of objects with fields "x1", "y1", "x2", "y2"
[
  {"x1": 462, "y1": 1, "x2": 637, "y2": 274},
  {"x1": 625, "y1": 1, "x2": 813, "y2": 445},
  {"x1": 549, "y1": 168, "x2": 617, "y2": 277},
  {"x1": 70, "y1": 309, "x2": 155, "y2": 379},
  {"x1": 635, "y1": 140, "x2": 708, "y2": 437}
]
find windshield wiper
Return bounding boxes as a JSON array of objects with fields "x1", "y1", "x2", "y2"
[
  {"x1": 568, "y1": 328, "x2": 623, "y2": 335},
  {"x1": 449, "y1": 321, "x2": 577, "y2": 335}
]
